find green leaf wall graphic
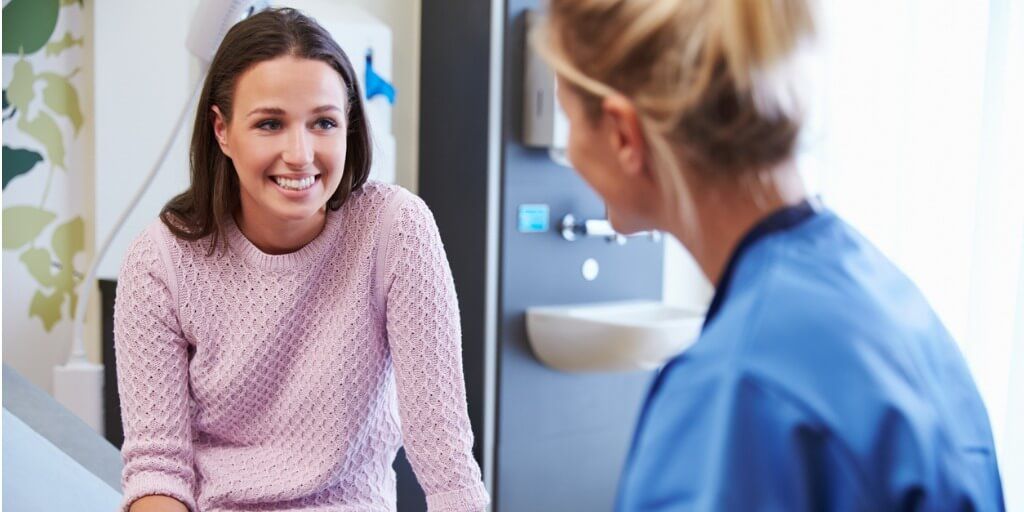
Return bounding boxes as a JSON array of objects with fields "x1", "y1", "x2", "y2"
[
  {"x1": 13, "y1": 216, "x2": 85, "y2": 332},
  {"x1": 52, "y1": 217, "x2": 85, "y2": 264},
  {"x1": 4, "y1": 0, "x2": 89, "y2": 331},
  {"x1": 3, "y1": 146, "x2": 44, "y2": 188},
  {"x1": 7, "y1": 59, "x2": 81, "y2": 168},
  {"x1": 30, "y1": 289, "x2": 65, "y2": 331},
  {"x1": 20, "y1": 247, "x2": 59, "y2": 287},
  {"x1": 2, "y1": 0, "x2": 60, "y2": 55},
  {"x1": 40, "y1": 71, "x2": 84, "y2": 134},
  {"x1": 6, "y1": 59, "x2": 36, "y2": 110},
  {"x1": 3, "y1": 206, "x2": 57, "y2": 250},
  {"x1": 17, "y1": 110, "x2": 66, "y2": 169},
  {"x1": 50, "y1": 217, "x2": 84, "y2": 315},
  {"x1": 45, "y1": 32, "x2": 84, "y2": 56}
]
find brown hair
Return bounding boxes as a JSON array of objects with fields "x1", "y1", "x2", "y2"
[
  {"x1": 538, "y1": 0, "x2": 815, "y2": 184},
  {"x1": 161, "y1": 8, "x2": 372, "y2": 252}
]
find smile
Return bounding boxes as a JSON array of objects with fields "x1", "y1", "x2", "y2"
[{"x1": 271, "y1": 175, "x2": 319, "y2": 191}]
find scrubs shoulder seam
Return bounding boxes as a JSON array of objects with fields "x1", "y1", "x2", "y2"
[
  {"x1": 713, "y1": 236, "x2": 785, "y2": 406},
  {"x1": 728, "y1": 238, "x2": 785, "y2": 357}
]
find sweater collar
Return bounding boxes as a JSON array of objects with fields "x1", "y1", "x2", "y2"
[{"x1": 224, "y1": 207, "x2": 343, "y2": 272}]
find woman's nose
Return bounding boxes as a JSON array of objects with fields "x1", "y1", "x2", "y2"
[{"x1": 281, "y1": 128, "x2": 314, "y2": 168}]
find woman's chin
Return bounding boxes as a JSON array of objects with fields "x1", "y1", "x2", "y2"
[
  {"x1": 608, "y1": 212, "x2": 656, "y2": 235},
  {"x1": 267, "y1": 202, "x2": 326, "y2": 224}
]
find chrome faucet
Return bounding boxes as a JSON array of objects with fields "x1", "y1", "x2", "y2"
[{"x1": 559, "y1": 214, "x2": 661, "y2": 244}]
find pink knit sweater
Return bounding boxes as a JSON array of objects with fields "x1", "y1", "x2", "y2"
[{"x1": 114, "y1": 182, "x2": 489, "y2": 512}]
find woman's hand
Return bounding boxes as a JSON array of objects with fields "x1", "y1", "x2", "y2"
[{"x1": 128, "y1": 495, "x2": 189, "y2": 512}]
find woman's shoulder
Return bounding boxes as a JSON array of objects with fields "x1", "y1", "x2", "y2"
[
  {"x1": 124, "y1": 216, "x2": 215, "y2": 273},
  {"x1": 117, "y1": 218, "x2": 183, "y2": 287},
  {"x1": 346, "y1": 180, "x2": 438, "y2": 229},
  {"x1": 346, "y1": 180, "x2": 416, "y2": 214},
  {"x1": 124, "y1": 218, "x2": 174, "y2": 258},
  {"x1": 718, "y1": 222, "x2": 964, "y2": 412}
]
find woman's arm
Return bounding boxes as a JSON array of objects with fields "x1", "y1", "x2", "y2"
[
  {"x1": 381, "y1": 192, "x2": 490, "y2": 512},
  {"x1": 115, "y1": 227, "x2": 197, "y2": 512}
]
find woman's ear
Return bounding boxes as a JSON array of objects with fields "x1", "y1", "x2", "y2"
[
  {"x1": 211, "y1": 105, "x2": 232, "y2": 158},
  {"x1": 601, "y1": 94, "x2": 648, "y2": 180}
]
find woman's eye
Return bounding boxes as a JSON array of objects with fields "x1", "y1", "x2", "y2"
[
  {"x1": 313, "y1": 118, "x2": 338, "y2": 130},
  {"x1": 256, "y1": 119, "x2": 281, "y2": 131}
]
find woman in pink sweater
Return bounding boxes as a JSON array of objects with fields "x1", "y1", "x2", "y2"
[{"x1": 114, "y1": 8, "x2": 488, "y2": 512}]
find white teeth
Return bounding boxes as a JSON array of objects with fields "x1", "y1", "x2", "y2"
[{"x1": 273, "y1": 176, "x2": 316, "y2": 191}]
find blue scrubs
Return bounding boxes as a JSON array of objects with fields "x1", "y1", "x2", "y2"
[{"x1": 617, "y1": 201, "x2": 1004, "y2": 511}]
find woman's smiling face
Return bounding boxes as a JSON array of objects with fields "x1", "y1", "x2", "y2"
[{"x1": 213, "y1": 55, "x2": 349, "y2": 225}]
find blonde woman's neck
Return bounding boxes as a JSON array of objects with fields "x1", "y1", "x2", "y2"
[{"x1": 666, "y1": 161, "x2": 808, "y2": 286}]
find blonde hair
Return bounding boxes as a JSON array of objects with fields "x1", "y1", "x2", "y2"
[{"x1": 537, "y1": 0, "x2": 816, "y2": 237}]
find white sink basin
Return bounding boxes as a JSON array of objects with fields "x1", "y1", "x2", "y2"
[{"x1": 526, "y1": 300, "x2": 705, "y2": 372}]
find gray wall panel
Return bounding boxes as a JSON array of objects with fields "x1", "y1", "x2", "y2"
[
  {"x1": 495, "y1": 4, "x2": 664, "y2": 511},
  {"x1": 420, "y1": 2, "x2": 665, "y2": 510}
]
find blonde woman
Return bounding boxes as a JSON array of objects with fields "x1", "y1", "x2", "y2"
[{"x1": 538, "y1": 1, "x2": 1004, "y2": 510}]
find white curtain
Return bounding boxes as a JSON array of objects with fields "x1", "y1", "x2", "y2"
[{"x1": 797, "y1": 0, "x2": 1024, "y2": 507}]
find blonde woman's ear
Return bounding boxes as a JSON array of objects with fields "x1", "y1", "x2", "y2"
[
  {"x1": 211, "y1": 105, "x2": 232, "y2": 157},
  {"x1": 602, "y1": 94, "x2": 647, "y2": 178}
]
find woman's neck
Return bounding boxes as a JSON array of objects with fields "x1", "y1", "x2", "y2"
[
  {"x1": 666, "y1": 163, "x2": 808, "y2": 287},
  {"x1": 235, "y1": 205, "x2": 327, "y2": 255}
]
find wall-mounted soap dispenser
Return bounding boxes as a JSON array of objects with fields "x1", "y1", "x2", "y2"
[
  {"x1": 521, "y1": 11, "x2": 566, "y2": 149},
  {"x1": 521, "y1": 11, "x2": 571, "y2": 166}
]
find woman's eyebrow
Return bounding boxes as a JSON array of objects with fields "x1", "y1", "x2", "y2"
[
  {"x1": 245, "y1": 105, "x2": 342, "y2": 117},
  {"x1": 312, "y1": 105, "x2": 342, "y2": 114},
  {"x1": 247, "y1": 106, "x2": 285, "y2": 118}
]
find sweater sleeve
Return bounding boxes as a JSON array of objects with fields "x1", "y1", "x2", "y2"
[
  {"x1": 381, "y1": 192, "x2": 490, "y2": 512},
  {"x1": 114, "y1": 226, "x2": 197, "y2": 512}
]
